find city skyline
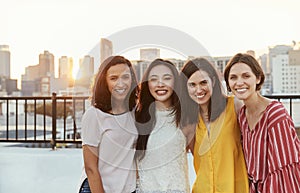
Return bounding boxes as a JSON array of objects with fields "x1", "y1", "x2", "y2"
[{"x1": 1, "y1": 0, "x2": 300, "y2": 82}]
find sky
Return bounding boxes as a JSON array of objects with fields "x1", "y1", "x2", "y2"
[{"x1": 1, "y1": 0, "x2": 300, "y2": 85}]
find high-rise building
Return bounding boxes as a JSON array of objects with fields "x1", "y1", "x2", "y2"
[
  {"x1": 268, "y1": 45, "x2": 293, "y2": 94},
  {"x1": 268, "y1": 45, "x2": 293, "y2": 72},
  {"x1": 0, "y1": 45, "x2": 11, "y2": 78},
  {"x1": 21, "y1": 50, "x2": 55, "y2": 96},
  {"x1": 211, "y1": 56, "x2": 231, "y2": 74},
  {"x1": 23, "y1": 64, "x2": 40, "y2": 81},
  {"x1": 100, "y1": 38, "x2": 113, "y2": 63},
  {"x1": 39, "y1": 50, "x2": 54, "y2": 77},
  {"x1": 59, "y1": 56, "x2": 73, "y2": 79},
  {"x1": 271, "y1": 49, "x2": 300, "y2": 94},
  {"x1": 75, "y1": 55, "x2": 94, "y2": 88},
  {"x1": 289, "y1": 49, "x2": 300, "y2": 66},
  {"x1": 140, "y1": 48, "x2": 160, "y2": 61},
  {"x1": 78, "y1": 55, "x2": 94, "y2": 79}
]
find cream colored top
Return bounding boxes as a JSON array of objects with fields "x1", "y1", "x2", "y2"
[{"x1": 137, "y1": 110, "x2": 190, "y2": 193}]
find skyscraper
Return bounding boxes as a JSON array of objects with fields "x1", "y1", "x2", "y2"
[
  {"x1": 39, "y1": 50, "x2": 54, "y2": 77},
  {"x1": 75, "y1": 55, "x2": 94, "y2": 88},
  {"x1": 140, "y1": 48, "x2": 160, "y2": 61},
  {"x1": 59, "y1": 56, "x2": 73, "y2": 79},
  {"x1": 78, "y1": 55, "x2": 94, "y2": 79},
  {"x1": 100, "y1": 38, "x2": 113, "y2": 63},
  {"x1": 0, "y1": 45, "x2": 11, "y2": 78}
]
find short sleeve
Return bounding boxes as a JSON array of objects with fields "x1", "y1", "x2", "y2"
[{"x1": 81, "y1": 107, "x2": 104, "y2": 147}]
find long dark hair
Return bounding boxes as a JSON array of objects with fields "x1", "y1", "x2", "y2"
[
  {"x1": 135, "y1": 58, "x2": 181, "y2": 160},
  {"x1": 180, "y1": 58, "x2": 227, "y2": 125},
  {"x1": 91, "y1": 55, "x2": 139, "y2": 113}
]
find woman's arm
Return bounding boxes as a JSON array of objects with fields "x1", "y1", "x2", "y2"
[
  {"x1": 83, "y1": 145, "x2": 105, "y2": 193},
  {"x1": 182, "y1": 123, "x2": 196, "y2": 154}
]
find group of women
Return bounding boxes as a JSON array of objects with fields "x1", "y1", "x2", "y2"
[{"x1": 78, "y1": 53, "x2": 300, "y2": 193}]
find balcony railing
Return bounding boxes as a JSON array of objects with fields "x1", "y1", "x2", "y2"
[
  {"x1": 0, "y1": 93, "x2": 299, "y2": 149},
  {"x1": 0, "y1": 93, "x2": 89, "y2": 149}
]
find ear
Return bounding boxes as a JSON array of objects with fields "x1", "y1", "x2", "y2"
[{"x1": 256, "y1": 74, "x2": 262, "y2": 84}]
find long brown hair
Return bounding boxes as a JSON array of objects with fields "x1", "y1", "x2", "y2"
[{"x1": 91, "y1": 56, "x2": 139, "y2": 113}]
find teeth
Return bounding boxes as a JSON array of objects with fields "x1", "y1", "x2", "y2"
[
  {"x1": 115, "y1": 89, "x2": 126, "y2": 94},
  {"x1": 156, "y1": 90, "x2": 167, "y2": 95},
  {"x1": 196, "y1": 94, "x2": 205, "y2": 99},
  {"x1": 236, "y1": 88, "x2": 247, "y2": 93}
]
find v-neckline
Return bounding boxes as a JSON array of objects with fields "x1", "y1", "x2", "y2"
[{"x1": 244, "y1": 100, "x2": 276, "y2": 132}]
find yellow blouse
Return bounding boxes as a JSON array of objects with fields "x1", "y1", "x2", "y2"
[{"x1": 192, "y1": 96, "x2": 249, "y2": 193}]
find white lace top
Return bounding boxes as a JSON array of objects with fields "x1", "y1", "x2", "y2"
[{"x1": 136, "y1": 110, "x2": 190, "y2": 193}]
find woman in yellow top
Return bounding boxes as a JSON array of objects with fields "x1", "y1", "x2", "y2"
[{"x1": 180, "y1": 58, "x2": 249, "y2": 193}]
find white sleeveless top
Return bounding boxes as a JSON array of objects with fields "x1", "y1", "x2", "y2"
[{"x1": 136, "y1": 110, "x2": 190, "y2": 193}]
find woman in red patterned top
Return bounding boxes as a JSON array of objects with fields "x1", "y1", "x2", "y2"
[{"x1": 224, "y1": 53, "x2": 300, "y2": 193}]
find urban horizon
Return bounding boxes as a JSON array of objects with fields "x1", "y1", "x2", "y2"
[{"x1": 1, "y1": 39, "x2": 300, "y2": 95}]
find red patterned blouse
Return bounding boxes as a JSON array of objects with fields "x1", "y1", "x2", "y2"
[{"x1": 239, "y1": 100, "x2": 300, "y2": 193}]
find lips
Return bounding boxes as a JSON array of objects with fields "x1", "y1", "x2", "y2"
[{"x1": 156, "y1": 89, "x2": 168, "y2": 95}]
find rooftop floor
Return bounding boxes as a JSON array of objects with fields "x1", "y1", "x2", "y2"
[{"x1": 0, "y1": 143, "x2": 196, "y2": 193}]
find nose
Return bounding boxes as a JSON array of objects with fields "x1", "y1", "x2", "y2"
[
  {"x1": 236, "y1": 77, "x2": 244, "y2": 85},
  {"x1": 116, "y1": 78, "x2": 125, "y2": 86},
  {"x1": 157, "y1": 79, "x2": 165, "y2": 87},
  {"x1": 195, "y1": 85, "x2": 203, "y2": 92}
]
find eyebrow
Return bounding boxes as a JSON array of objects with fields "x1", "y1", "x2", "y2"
[
  {"x1": 108, "y1": 72, "x2": 131, "y2": 76},
  {"x1": 149, "y1": 73, "x2": 173, "y2": 77},
  {"x1": 229, "y1": 71, "x2": 251, "y2": 75},
  {"x1": 188, "y1": 79, "x2": 207, "y2": 83}
]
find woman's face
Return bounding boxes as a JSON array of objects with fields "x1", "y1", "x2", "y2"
[
  {"x1": 228, "y1": 62, "x2": 260, "y2": 101},
  {"x1": 187, "y1": 70, "x2": 213, "y2": 108},
  {"x1": 106, "y1": 63, "x2": 132, "y2": 103},
  {"x1": 148, "y1": 64, "x2": 175, "y2": 106}
]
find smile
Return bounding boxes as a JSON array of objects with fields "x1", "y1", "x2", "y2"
[
  {"x1": 196, "y1": 93, "x2": 205, "y2": 99},
  {"x1": 235, "y1": 88, "x2": 247, "y2": 93},
  {"x1": 156, "y1": 90, "x2": 168, "y2": 95},
  {"x1": 114, "y1": 88, "x2": 126, "y2": 94}
]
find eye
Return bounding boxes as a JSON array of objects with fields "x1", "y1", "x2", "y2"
[
  {"x1": 149, "y1": 77, "x2": 158, "y2": 82},
  {"x1": 163, "y1": 75, "x2": 173, "y2": 81},
  {"x1": 229, "y1": 75, "x2": 237, "y2": 80},
  {"x1": 187, "y1": 82, "x2": 196, "y2": 88},
  {"x1": 200, "y1": 80, "x2": 208, "y2": 86},
  {"x1": 109, "y1": 76, "x2": 118, "y2": 81},
  {"x1": 121, "y1": 74, "x2": 130, "y2": 80}
]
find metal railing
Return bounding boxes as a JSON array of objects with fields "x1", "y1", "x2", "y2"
[
  {"x1": 0, "y1": 93, "x2": 89, "y2": 149},
  {"x1": 0, "y1": 93, "x2": 299, "y2": 148}
]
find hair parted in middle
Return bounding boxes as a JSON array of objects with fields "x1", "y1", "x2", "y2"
[
  {"x1": 90, "y1": 55, "x2": 139, "y2": 113},
  {"x1": 180, "y1": 57, "x2": 227, "y2": 125},
  {"x1": 135, "y1": 58, "x2": 181, "y2": 160}
]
